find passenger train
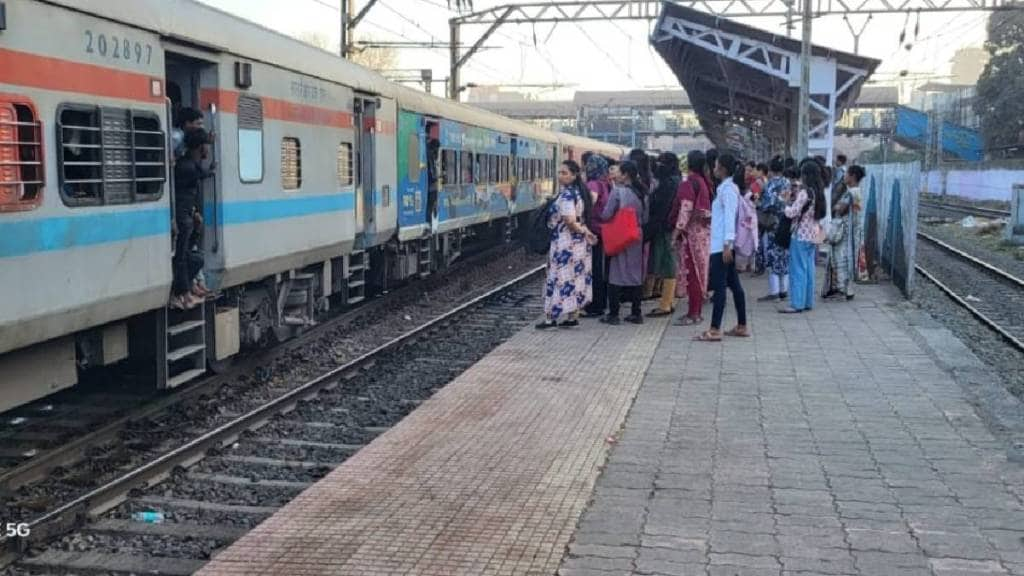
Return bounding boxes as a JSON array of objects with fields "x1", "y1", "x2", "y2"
[{"x1": 0, "y1": 0, "x2": 626, "y2": 412}]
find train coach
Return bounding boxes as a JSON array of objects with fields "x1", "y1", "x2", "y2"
[{"x1": 0, "y1": 0, "x2": 626, "y2": 412}]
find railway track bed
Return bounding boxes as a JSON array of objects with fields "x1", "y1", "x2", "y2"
[
  {"x1": 4, "y1": 266, "x2": 545, "y2": 575},
  {"x1": 915, "y1": 231, "x2": 1024, "y2": 354},
  {"x1": 2, "y1": 246, "x2": 545, "y2": 574}
]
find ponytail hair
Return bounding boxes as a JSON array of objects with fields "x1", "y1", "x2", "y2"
[
  {"x1": 799, "y1": 159, "x2": 827, "y2": 220},
  {"x1": 562, "y1": 159, "x2": 591, "y2": 222},
  {"x1": 618, "y1": 160, "x2": 648, "y2": 199},
  {"x1": 716, "y1": 153, "x2": 746, "y2": 192}
]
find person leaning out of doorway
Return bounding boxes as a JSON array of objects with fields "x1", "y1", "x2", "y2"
[{"x1": 171, "y1": 128, "x2": 214, "y2": 310}]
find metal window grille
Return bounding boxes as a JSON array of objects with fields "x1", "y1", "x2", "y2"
[
  {"x1": 0, "y1": 101, "x2": 44, "y2": 212},
  {"x1": 337, "y1": 142, "x2": 353, "y2": 186},
  {"x1": 57, "y1": 104, "x2": 166, "y2": 206},
  {"x1": 281, "y1": 137, "x2": 301, "y2": 190}
]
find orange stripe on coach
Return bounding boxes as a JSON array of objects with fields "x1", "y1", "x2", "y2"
[
  {"x1": 0, "y1": 48, "x2": 162, "y2": 104},
  {"x1": 200, "y1": 88, "x2": 354, "y2": 129}
]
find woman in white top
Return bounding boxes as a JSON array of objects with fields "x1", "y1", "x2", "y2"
[{"x1": 694, "y1": 153, "x2": 749, "y2": 342}]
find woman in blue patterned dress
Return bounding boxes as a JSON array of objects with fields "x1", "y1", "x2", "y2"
[
  {"x1": 537, "y1": 160, "x2": 597, "y2": 329},
  {"x1": 756, "y1": 157, "x2": 790, "y2": 302}
]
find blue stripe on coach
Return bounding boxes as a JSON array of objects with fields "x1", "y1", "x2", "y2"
[{"x1": 0, "y1": 193, "x2": 356, "y2": 258}]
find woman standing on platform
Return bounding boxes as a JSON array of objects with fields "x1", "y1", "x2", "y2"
[
  {"x1": 780, "y1": 159, "x2": 827, "y2": 314},
  {"x1": 823, "y1": 164, "x2": 864, "y2": 301},
  {"x1": 756, "y1": 157, "x2": 790, "y2": 302},
  {"x1": 694, "y1": 153, "x2": 749, "y2": 341},
  {"x1": 601, "y1": 160, "x2": 648, "y2": 325},
  {"x1": 646, "y1": 152, "x2": 682, "y2": 317},
  {"x1": 582, "y1": 155, "x2": 612, "y2": 318},
  {"x1": 537, "y1": 160, "x2": 597, "y2": 329},
  {"x1": 673, "y1": 150, "x2": 712, "y2": 326}
]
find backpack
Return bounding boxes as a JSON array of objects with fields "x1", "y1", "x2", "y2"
[{"x1": 528, "y1": 196, "x2": 558, "y2": 255}]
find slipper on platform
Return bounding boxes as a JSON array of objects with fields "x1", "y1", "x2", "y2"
[
  {"x1": 724, "y1": 326, "x2": 751, "y2": 338},
  {"x1": 646, "y1": 308, "x2": 674, "y2": 318},
  {"x1": 675, "y1": 316, "x2": 702, "y2": 326},
  {"x1": 778, "y1": 307, "x2": 803, "y2": 314},
  {"x1": 693, "y1": 330, "x2": 722, "y2": 342}
]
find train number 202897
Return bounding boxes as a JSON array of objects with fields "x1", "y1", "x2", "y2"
[{"x1": 84, "y1": 30, "x2": 153, "y2": 65}]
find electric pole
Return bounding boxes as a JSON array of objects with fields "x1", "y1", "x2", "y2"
[{"x1": 796, "y1": 0, "x2": 812, "y2": 159}]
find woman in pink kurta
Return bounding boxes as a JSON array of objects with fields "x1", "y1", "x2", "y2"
[{"x1": 673, "y1": 150, "x2": 713, "y2": 325}]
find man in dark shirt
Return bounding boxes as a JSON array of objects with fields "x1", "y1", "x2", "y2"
[{"x1": 171, "y1": 128, "x2": 213, "y2": 309}]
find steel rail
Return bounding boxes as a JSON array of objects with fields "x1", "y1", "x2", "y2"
[
  {"x1": 917, "y1": 231, "x2": 1024, "y2": 289},
  {"x1": 918, "y1": 200, "x2": 1011, "y2": 219},
  {"x1": 914, "y1": 264, "x2": 1024, "y2": 354},
  {"x1": 3, "y1": 265, "x2": 545, "y2": 555}
]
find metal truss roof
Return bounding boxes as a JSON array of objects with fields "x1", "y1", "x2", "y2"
[{"x1": 651, "y1": 1, "x2": 880, "y2": 156}]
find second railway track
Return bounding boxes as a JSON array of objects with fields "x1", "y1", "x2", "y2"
[{"x1": 915, "y1": 231, "x2": 1024, "y2": 352}]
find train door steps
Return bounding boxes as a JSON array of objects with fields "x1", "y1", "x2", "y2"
[
  {"x1": 86, "y1": 518, "x2": 248, "y2": 541},
  {"x1": 167, "y1": 319, "x2": 204, "y2": 337},
  {"x1": 166, "y1": 368, "x2": 206, "y2": 389},
  {"x1": 165, "y1": 303, "x2": 207, "y2": 389},
  {"x1": 19, "y1": 550, "x2": 205, "y2": 576}
]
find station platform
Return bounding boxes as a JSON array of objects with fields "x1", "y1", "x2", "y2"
[{"x1": 196, "y1": 277, "x2": 1024, "y2": 576}]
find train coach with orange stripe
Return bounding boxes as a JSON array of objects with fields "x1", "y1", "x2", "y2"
[{"x1": 0, "y1": 0, "x2": 625, "y2": 412}]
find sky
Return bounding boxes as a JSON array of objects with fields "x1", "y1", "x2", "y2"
[{"x1": 198, "y1": 0, "x2": 991, "y2": 101}]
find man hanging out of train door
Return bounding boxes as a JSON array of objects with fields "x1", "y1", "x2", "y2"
[
  {"x1": 171, "y1": 128, "x2": 214, "y2": 310},
  {"x1": 427, "y1": 137, "x2": 440, "y2": 230}
]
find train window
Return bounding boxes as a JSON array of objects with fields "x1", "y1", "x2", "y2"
[
  {"x1": 57, "y1": 104, "x2": 166, "y2": 206},
  {"x1": 337, "y1": 142, "x2": 353, "y2": 186},
  {"x1": 460, "y1": 151, "x2": 473, "y2": 184},
  {"x1": 441, "y1": 149, "x2": 455, "y2": 186},
  {"x1": 281, "y1": 137, "x2": 301, "y2": 190},
  {"x1": 0, "y1": 99, "x2": 44, "y2": 212},
  {"x1": 532, "y1": 159, "x2": 540, "y2": 181},
  {"x1": 488, "y1": 155, "x2": 498, "y2": 184},
  {"x1": 133, "y1": 113, "x2": 165, "y2": 199},
  {"x1": 407, "y1": 133, "x2": 420, "y2": 182},
  {"x1": 237, "y1": 96, "x2": 263, "y2": 183}
]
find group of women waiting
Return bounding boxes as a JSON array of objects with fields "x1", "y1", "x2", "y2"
[{"x1": 536, "y1": 147, "x2": 866, "y2": 343}]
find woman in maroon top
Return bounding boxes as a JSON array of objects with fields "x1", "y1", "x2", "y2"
[
  {"x1": 582, "y1": 155, "x2": 612, "y2": 317},
  {"x1": 673, "y1": 150, "x2": 713, "y2": 325}
]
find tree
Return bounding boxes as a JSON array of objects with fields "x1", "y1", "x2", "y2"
[
  {"x1": 975, "y1": 5, "x2": 1024, "y2": 152},
  {"x1": 349, "y1": 41, "x2": 398, "y2": 72},
  {"x1": 294, "y1": 31, "x2": 397, "y2": 73}
]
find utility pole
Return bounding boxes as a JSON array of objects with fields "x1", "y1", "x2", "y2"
[
  {"x1": 796, "y1": 0, "x2": 812, "y2": 159},
  {"x1": 449, "y1": 21, "x2": 460, "y2": 99},
  {"x1": 340, "y1": 0, "x2": 350, "y2": 58}
]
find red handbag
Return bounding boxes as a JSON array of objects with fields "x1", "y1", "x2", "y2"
[{"x1": 602, "y1": 206, "x2": 641, "y2": 256}]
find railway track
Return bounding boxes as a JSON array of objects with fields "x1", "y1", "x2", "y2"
[
  {"x1": 2, "y1": 263, "x2": 546, "y2": 575},
  {"x1": 914, "y1": 231, "x2": 1024, "y2": 353},
  {"x1": 918, "y1": 199, "x2": 1011, "y2": 219}
]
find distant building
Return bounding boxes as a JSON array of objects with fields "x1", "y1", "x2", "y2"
[
  {"x1": 950, "y1": 46, "x2": 989, "y2": 86},
  {"x1": 911, "y1": 82, "x2": 979, "y2": 129}
]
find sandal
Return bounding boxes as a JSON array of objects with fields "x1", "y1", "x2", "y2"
[
  {"x1": 693, "y1": 330, "x2": 722, "y2": 342},
  {"x1": 724, "y1": 326, "x2": 751, "y2": 337},
  {"x1": 675, "y1": 316, "x2": 702, "y2": 326},
  {"x1": 646, "y1": 308, "x2": 674, "y2": 317},
  {"x1": 778, "y1": 307, "x2": 803, "y2": 314}
]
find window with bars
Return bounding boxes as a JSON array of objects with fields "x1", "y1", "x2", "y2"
[
  {"x1": 281, "y1": 137, "x2": 301, "y2": 190},
  {"x1": 238, "y1": 95, "x2": 263, "y2": 183},
  {"x1": 460, "y1": 151, "x2": 473, "y2": 184},
  {"x1": 488, "y1": 154, "x2": 498, "y2": 184},
  {"x1": 441, "y1": 149, "x2": 456, "y2": 186},
  {"x1": 57, "y1": 104, "x2": 166, "y2": 206},
  {"x1": 337, "y1": 142, "x2": 353, "y2": 186},
  {"x1": 0, "y1": 99, "x2": 44, "y2": 212}
]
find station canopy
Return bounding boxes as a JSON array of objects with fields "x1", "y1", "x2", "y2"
[{"x1": 651, "y1": 2, "x2": 881, "y2": 159}]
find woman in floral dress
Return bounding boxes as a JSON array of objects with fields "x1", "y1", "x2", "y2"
[
  {"x1": 537, "y1": 160, "x2": 597, "y2": 329},
  {"x1": 756, "y1": 157, "x2": 790, "y2": 302}
]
